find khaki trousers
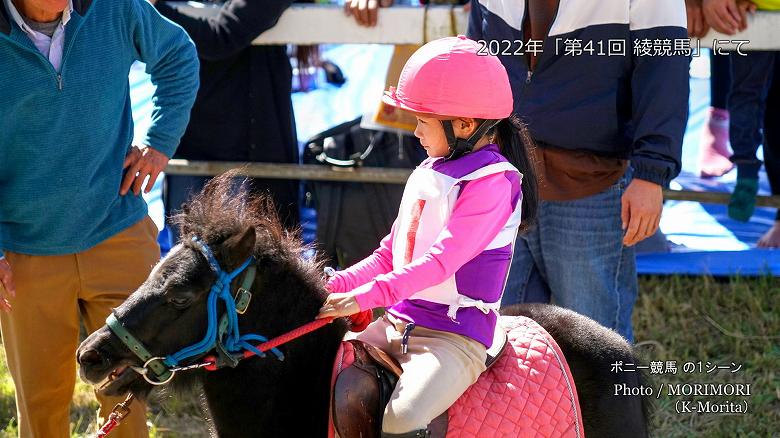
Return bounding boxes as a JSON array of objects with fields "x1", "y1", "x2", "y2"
[
  {"x1": 0, "y1": 216, "x2": 159, "y2": 438},
  {"x1": 356, "y1": 315, "x2": 487, "y2": 434}
]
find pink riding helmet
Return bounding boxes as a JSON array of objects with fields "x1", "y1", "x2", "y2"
[{"x1": 382, "y1": 35, "x2": 514, "y2": 120}]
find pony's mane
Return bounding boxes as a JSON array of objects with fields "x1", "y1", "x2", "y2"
[{"x1": 171, "y1": 171, "x2": 324, "y2": 283}]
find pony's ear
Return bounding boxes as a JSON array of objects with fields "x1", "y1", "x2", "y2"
[{"x1": 222, "y1": 226, "x2": 256, "y2": 270}]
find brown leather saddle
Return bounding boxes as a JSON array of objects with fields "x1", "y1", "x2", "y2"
[{"x1": 332, "y1": 326, "x2": 509, "y2": 438}]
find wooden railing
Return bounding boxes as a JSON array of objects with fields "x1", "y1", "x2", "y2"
[{"x1": 166, "y1": 160, "x2": 780, "y2": 207}]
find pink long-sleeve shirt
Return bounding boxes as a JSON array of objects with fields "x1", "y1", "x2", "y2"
[{"x1": 328, "y1": 144, "x2": 522, "y2": 346}]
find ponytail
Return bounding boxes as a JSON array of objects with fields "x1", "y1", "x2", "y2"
[{"x1": 492, "y1": 116, "x2": 538, "y2": 233}]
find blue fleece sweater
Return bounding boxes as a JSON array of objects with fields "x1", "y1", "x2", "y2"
[{"x1": 0, "y1": 0, "x2": 198, "y2": 256}]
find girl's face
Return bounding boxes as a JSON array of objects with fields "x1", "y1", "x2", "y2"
[
  {"x1": 413, "y1": 115, "x2": 478, "y2": 158},
  {"x1": 414, "y1": 115, "x2": 451, "y2": 158}
]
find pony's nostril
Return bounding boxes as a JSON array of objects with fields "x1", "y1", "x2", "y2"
[{"x1": 78, "y1": 349, "x2": 107, "y2": 368}]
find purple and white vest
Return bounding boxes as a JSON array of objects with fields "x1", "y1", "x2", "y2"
[{"x1": 392, "y1": 158, "x2": 523, "y2": 321}]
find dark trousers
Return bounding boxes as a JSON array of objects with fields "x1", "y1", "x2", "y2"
[
  {"x1": 711, "y1": 51, "x2": 731, "y2": 110},
  {"x1": 729, "y1": 52, "x2": 780, "y2": 186},
  {"x1": 764, "y1": 57, "x2": 780, "y2": 220}
]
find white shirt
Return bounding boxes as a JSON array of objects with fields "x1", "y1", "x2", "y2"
[{"x1": 2, "y1": 0, "x2": 72, "y2": 72}]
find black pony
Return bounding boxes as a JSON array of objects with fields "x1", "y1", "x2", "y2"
[{"x1": 78, "y1": 173, "x2": 649, "y2": 437}]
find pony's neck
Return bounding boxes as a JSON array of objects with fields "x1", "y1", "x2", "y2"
[
  {"x1": 203, "y1": 318, "x2": 346, "y2": 436},
  {"x1": 201, "y1": 261, "x2": 349, "y2": 436}
]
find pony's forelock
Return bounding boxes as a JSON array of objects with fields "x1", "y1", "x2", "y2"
[{"x1": 170, "y1": 171, "x2": 325, "y2": 284}]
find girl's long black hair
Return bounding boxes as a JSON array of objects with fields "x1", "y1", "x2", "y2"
[{"x1": 490, "y1": 116, "x2": 538, "y2": 233}]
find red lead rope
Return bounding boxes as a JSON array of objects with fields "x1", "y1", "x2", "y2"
[
  {"x1": 202, "y1": 317, "x2": 335, "y2": 371},
  {"x1": 94, "y1": 393, "x2": 134, "y2": 438},
  {"x1": 95, "y1": 417, "x2": 119, "y2": 438}
]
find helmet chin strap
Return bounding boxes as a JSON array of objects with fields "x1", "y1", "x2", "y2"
[{"x1": 441, "y1": 119, "x2": 501, "y2": 160}]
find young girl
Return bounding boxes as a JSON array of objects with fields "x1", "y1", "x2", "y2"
[{"x1": 317, "y1": 35, "x2": 538, "y2": 438}]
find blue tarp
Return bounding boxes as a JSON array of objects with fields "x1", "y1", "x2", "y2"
[{"x1": 130, "y1": 45, "x2": 779, "y2": 276}]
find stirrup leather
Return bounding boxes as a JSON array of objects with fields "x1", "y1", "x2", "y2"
[{"x1": 381, "y1": 430, "x2": 431, "y2": 438}]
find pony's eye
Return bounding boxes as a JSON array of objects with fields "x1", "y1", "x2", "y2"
[{"x1": 169, "y1": 296, "x2": 191, "y2": 309}]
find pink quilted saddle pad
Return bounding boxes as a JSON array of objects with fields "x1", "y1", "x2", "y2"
[
  {"x1": 329, "y1": 316, "x2": 584, "y2": 438},
  {"x1": 446, "y1": 316, "x2": 584, "y2": 438}
]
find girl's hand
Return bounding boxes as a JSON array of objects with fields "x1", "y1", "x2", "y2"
[{"x1": 317, "y1": 293, "x2": 361, "y2": 319}]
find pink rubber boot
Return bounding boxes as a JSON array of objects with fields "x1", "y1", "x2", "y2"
[{"x1": 698, "y1": 107, "x2": 734, "y2": 178}]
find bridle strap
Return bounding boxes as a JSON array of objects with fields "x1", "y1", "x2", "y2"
[
  {"x1": 442, "y1": 119, "x2": 501, "y2": 160},
  {"x1": 192, "y1": 236, "x2": 222, "y2": 272},
  {"x1": 106, "y1": 313, "x2": 172, "y2": 383},
  {"x1": 104, "y1": 236, "x2": 327, "y2": 386},
  {"x1": 162, "y1": 238, "x2": 256, "y2": 368},
  {"x1": 214, "y1": 265, "x2": 258, "y2": 367},
  {"x1": 105, "y1": 265, "x2": 257, "y2": 383},
  {"x1": 234, "y1": 263, "x2": 256, "y2": 314}
]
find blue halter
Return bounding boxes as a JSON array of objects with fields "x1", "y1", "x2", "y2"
[{"x1": 162, "y1": 237, "x2": 284, "y2": 368}]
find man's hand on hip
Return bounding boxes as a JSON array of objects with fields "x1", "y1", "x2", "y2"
[
  {"x1": 121, "y1": 145, "x2": 169, "y2": 196},
  {"x1": 621, "y1": 179, "x2": 663, "y2": 247},
  {"x1": 0, "y1": 257, "x2": 15, "y2": 312}
]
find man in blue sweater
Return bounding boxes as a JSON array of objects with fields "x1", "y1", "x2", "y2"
[
  {"x1": 469, "y1": 0, "x2": 688, "y2": 341},
  {"x1": 0, "y1": 0, "x2": 198, "y2": 435}
]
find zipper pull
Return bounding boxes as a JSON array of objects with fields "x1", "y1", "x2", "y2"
[
  {"x1": 526, "y1": 70, "x2": 533, "y2": 84},
  {"x1": 57, "y1": 74, "x2": 63, "y2": 90},
  {"x1": 401, "y1": 322, "x2": 415, "y2": 355}
]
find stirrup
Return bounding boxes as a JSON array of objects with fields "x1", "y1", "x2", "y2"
[{"x1": 381, "y1": 430, "x2": 430, "y2": 438}]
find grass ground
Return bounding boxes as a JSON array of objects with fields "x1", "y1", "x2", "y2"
[
  {"x1": 0, "y1": 276, "x2": 777, "y2": 437},
  {"x1": 634, "y1": 276, "x2": 779, "y2": 437}
]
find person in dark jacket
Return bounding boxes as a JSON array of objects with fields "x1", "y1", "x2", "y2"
[
  {"x1": 469, "y1": 0, "x2": 689, "y2": 341},
  {"x1": 151, "y1": 0, "x2": 300, "y2": 236}
]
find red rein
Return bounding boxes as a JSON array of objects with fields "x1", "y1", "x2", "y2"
[{"x1": 202, "y1": 317, "x2": 335, "y2": 371}]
